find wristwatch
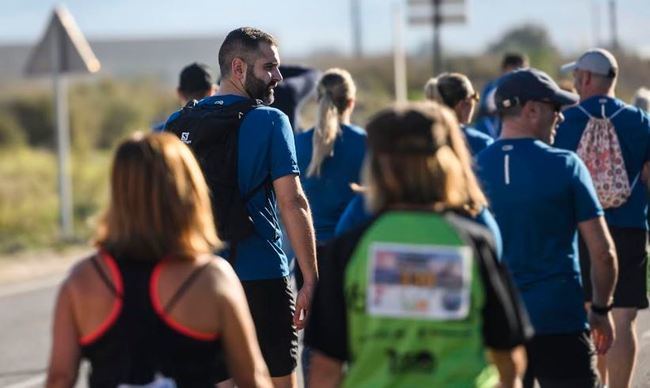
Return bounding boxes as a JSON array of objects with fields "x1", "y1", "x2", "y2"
[{"x1": 590, "y1": 303, "x2": 613, "y2": 316}]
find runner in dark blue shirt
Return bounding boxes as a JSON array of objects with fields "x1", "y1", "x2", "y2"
[
  {"x1": 476, "y1": 68, "x2": 617, "y2": 388},
  {"x1": 555, "y1": 48, "x2": 650, "y2": 388}
]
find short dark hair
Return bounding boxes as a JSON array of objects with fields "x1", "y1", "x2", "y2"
[
  {"x1": 178, "y1": 63, "x2": 212, "y2": 95},
  {"x1": 501, "y1": 52, "x2": 529, "y2": 71},
  {"x1": 218, "y1": 27, "x2": 278, "y2": 78}
]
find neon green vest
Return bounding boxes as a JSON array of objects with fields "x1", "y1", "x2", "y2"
[{"x1": 342, "y1": 212, "x2": 498, "y2": 387}]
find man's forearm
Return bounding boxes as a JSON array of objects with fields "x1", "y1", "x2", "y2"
[
  {"x1": 591, "y1": 248, "x2": 617, "y2": 307},
  {"x1": 581, "y1": 218, "x2": 618, "y2": 306},
  {"x1": 280, "y1": 193, "x2": 318, "y2": 283}
]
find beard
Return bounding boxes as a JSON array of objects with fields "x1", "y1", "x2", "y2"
[{"x1": 244, "y1": 67, "x2": 275, "y2": 105}]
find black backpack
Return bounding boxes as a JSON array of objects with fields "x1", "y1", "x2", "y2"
[{"x1": 164, "y1": 98, "x2": 269, "y2": 251}]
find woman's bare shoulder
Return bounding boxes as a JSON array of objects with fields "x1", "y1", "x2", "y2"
[
  {"x1": 199, "y1": 255, "x2": 238, "y2": 283},
  {"x1": 59, "y1": 252, "x2": 112, "y2": 301}
]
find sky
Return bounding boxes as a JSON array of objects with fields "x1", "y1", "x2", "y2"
[{"x1": 1, "y1": 0, "x2": 649, "y2": 58}]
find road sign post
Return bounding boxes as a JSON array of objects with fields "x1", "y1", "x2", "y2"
[
  {"x1": 25, "y1": 6, "x2": 100, "y2": 240},
  {"x1": 408, "y1": 0, "x2": 467, "y2": 75},
  {"x1": 393, "y1": 5, "x2": 407, "y2": 103},
  {"x1": 51, "y1": 27, "x2": 74, "y2": 238}
]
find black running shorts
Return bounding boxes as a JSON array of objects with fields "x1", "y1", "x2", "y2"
[
  {"x1": 579, "y1": 226, "x2": 648, "y2": 308},
  {"x1": 524, "y1": 331, "x2": 601, "y2": 388},
  {"x1": 241, "y1": 276, "x2": 299, "y2": 377}
]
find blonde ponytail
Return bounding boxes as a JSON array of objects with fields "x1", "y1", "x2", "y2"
[
  {"x1": 307, "y1": 93, "x2": 341, "y2": 177},
  {"x1": 306, "y1": 68, "x2": 357, "y2": 178},
  {"x1": 424, "y1": 77, "x2": 443, "y2": 103}
]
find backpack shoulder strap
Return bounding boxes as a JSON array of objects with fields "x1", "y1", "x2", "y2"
[
  {"x1": 166, "y1": 98, "x2": 262, "y2": 128},
  {"x1": 210, "y1": 98, "x2": 263, "y2": 119},
  {"x1": 576, "y1": 104, "x2": 593, "y2": 119},
  {"x1": 608, "y1": 106, "x2": 626, "y2": 121}
]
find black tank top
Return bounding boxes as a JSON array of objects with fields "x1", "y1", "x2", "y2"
[{"x1": 80, "y1": 251, "x2": 226, "y2": 387}]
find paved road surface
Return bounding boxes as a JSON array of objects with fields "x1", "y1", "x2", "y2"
[{"x1": 1, "y1": 274, "x2": 649, "y2": 387}]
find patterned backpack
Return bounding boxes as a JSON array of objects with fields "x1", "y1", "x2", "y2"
[{"x1": 575, "y1": 101, "x2": 628, "y2": 208}]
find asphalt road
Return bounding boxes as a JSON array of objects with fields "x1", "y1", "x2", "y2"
[{"x1": 0, "y1": 275, "x2": 649, "y2": 388}]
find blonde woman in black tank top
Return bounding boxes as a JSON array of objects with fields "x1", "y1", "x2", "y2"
[{"x1": 46, "y1": 133, "x2": 272, "y2": 388}]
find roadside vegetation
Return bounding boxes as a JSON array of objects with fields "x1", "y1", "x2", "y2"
[{"x1": 0, "y1": 24, "x2": 648, "y2": 254}]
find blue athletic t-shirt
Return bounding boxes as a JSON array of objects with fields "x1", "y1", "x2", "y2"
[
  {"x1": 334, "y1": 193, "x2": 503, "y2": 258},
  {"x1": 334, "y1": 193, "x2": 370, "y2": 237},
  {"x1": 295, "y1": 124, "x2": 366, "y2": 242},
  {"x1": 166, "y1": 94, "x2": 299, "y2": 281},
  {"x1": 473, "y1": 78, "x2": 502, "y2": 139},
  {"x1": 462, "y1": 125, "x2": 494, "y2": 156},
  {"x1": 554, "y1": 95, "x2": 650, "y2": 230},
  {"x1": 476, "y1": 138, "x2": 603, "y2": 335}
]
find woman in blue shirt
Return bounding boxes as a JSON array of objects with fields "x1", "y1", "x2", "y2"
[
  {"x1": 295, "y1": 68, "x2": 366, "y2": 243},
  {"x1": 294, "y1": 68, "x2": 366, "y2": 384},
  {"x1": 425, "y1": 73, "x2": 493, "y2": 156}
]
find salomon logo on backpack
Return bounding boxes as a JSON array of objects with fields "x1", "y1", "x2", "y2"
[
  {"x1": 164, "y1": 98, "x2": 267, "y2": 246},
  {"x1": 576, "y1": 102, "x2": 629, "y2": 208}
]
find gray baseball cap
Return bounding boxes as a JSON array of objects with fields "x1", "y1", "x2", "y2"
[{"x1": 560, "y1": 48, "x2": 618, "y2": 78}]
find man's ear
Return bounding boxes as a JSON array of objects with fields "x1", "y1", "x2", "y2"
[
  {"x1": 522, "y1": 101, "x2": 538, "y2": 119},
  {"x1": 231, "y1": 57, "x2": 248, "y2": 82},
  {"x1": 583, "y1": 71, "x2": 593, "y2": 87}
]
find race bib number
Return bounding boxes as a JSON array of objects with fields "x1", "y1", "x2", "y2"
[{"x1": 367, "y1": 242, "x2": 472, "y2": 320}]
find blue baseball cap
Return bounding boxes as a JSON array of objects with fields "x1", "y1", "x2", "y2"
[{"x1": 495, "y1": 68, "x2": 579, "y2": 111}]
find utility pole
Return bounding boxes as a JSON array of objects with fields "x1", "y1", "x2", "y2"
[
  {"x1": 351, "y1": 0, "x2": 363, "y2": 58},
  {"x1": 432, "y1": 0, "x2": 442, "y2": 76},
  {"x1": 609, "y1": 0, "x2": 619, "y2": 50},
  {"x1": 393, "y1": 4, "x2": 407, "y2": 103},
  {"x1": 407, "y1": 0, "x2": 466, "y2": 76},
  {"x1": 591, "y1": 0, "x2": 601, "y2": 47}
]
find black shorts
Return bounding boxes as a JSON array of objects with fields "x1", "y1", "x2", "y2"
[
  {"x1": 524, "y1": 331, "x2": 601, "y2": 388},
  {"x1": 578, "y1": 226, "x2": 648, "y2": 308},
  {"x1": 242, "y1": 276, "x2": 298, "y2": 377}
]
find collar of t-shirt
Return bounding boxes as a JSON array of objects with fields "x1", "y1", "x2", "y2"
[{"x1": 579, "y1": 95, "x2": 625, "y2": 117}]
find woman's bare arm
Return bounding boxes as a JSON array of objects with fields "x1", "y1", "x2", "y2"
[
  {"x1": 216, "y1": 261, "x2": 273, "y2": 388},
  {"x1": 46, "y1": 281, "x2": 81, "y2": 388}
]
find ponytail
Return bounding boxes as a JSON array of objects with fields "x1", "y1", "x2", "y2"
[
  {"x1": 424, "y1": 77, "x2": 443, "y2": 103},
  {"x1": 424, "y1": 73, "x2": 474, "y2": 109},
  {"x1": 307, "y1": 93, "x2": 340, "y2": 177},
  {"x1": 306, "y1": 68, "x2": 357, "y2": 177}
]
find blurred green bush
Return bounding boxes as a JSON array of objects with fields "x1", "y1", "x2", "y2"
[
  {"x1": 0, "y1": 147, "x2": 113, "y2": 252},
  {"x1": 0, "y1": 77, "x2": 176, "y2": 253},
  {"x1": 0, "y1": 22, "x2": 648, "y2": 253}
]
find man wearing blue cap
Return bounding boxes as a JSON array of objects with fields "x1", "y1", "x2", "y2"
[
  {"x1": 555, "y1": 48, "x2": 650, "y2": 388},
  {"x1": 476, "y1": 68, "x2": 618, "y2": 387}
]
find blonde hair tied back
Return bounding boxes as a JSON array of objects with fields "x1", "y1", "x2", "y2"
[{"x1": 307, "y1": 68, "x2": 357, "y2": 177}]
